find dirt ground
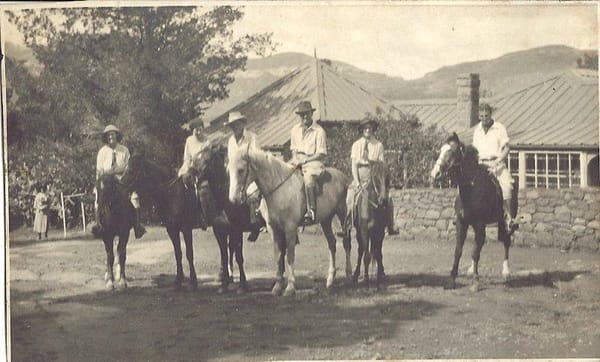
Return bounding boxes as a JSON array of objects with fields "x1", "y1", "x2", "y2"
[{"x1": 8, "y1": 226, "x2": 600, "y2": 361}]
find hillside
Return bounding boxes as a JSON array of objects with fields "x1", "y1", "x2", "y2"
[{"x1": 201, "y1": 45, "x2": 592, "y2": 120}]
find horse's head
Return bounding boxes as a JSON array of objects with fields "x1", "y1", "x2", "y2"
[
  {"x1": 431, "y1": 132, "x2": 464, "y2": 180},
  {"x1": 227, "y1": 144, "x2": 255, "y2": 205},
  {"x1": 189, "y1": 144, "x2": 226, "y2": 183},
  {"x1": 121, "y1": 152, "x2": 145, "y2": 190},
  {"x1": 96, "y1": 174, "x2": 123, "y2": 209}
]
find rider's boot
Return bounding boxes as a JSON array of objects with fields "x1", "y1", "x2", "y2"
[
  {"x1": 133, "y1": 208, "x2": 146, "y2": 239},
  {"x1": 386, "y1": 198, "x2": 399, "y2": 235},
  {"x1": 303, "y1": 185, "x2": 317, "y2": 224}
]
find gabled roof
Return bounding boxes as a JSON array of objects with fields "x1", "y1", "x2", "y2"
[
  {"x1": 207, "y1": 57, "x2": 397, "y2": 148},
  {"x1": 394, "y1": 69, "x2": 599, "y2": 150}
]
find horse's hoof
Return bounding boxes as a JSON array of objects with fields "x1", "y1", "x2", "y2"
[
  {"x1": 345, "y1": 269, "x2": 352, "y2": 279},
  {"x1": 237, "y1": 284, "x2": 248, "y2": 294},
  {"x1": 117, "y1": 278, "x2": 128, "y2": 289},
  {"x1": 444, "y1": 279, "x2": 456, "y2": 290},
  {"x1": 271, "y1": 282, "x2": 284, "y2": 296},
  {"x1": 104, "y1": 272, "x2": 110, "y2": 282},
  {"x1": 467, "y1": 264, "x2": 475, "y2": 276},
  {"x1": 326, "y1": 274, "x2": 335, "y2": 289},
  {"x1": 106, "y1": 280, "x2": 114, "y2": 290},
  {"x1": 189, "y1": 280, "x2": 198, "y2": 290},
  {"x1": 283, "y1": 285, "x2": 296, "y2": 297}
]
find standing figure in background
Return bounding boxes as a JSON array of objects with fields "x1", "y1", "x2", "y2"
[
  {"x1": 94, "y1": 124, "x2": 146, "y2": 239},
  {"x1": 225, "y1": 111, "x2": 266, "y2": 241},
  {"x1": 289, "y1": 101, "x2": 327, "y2": 224},
  {"x1": 33, "y1": 183, "x2": 49, "y2": 240}
]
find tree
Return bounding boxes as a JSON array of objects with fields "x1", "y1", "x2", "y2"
[
  {"x1": 577, "y1": 52, "x2": 598, "y2": 70},
  {"x1": 8, "y1": 6, "x2": 274, "y2": 165},
  {"x1": 325, "y1": 108, "x2": 448, "y2": 188}
]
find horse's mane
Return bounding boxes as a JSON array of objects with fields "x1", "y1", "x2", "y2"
[
  {"x1": 462, "y1": 144, "x2": 480, "y2": 166},
  {"x1": 247, "y1": 149, "x2": 297, "y2": 185}
]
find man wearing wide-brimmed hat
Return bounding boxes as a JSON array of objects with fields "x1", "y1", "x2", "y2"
[
  {"x1": 94, "y1": 124, "x2": 146, "y2": 238},
  {"x1": 289, "y1": 100, "x2": 327, "y2": 224},
  {"x1": 342, "y1": 119, "x2": 399, "y2": 238},
  {"x1": 225, "y1": 111, "x2": 266, "y2": 241}
]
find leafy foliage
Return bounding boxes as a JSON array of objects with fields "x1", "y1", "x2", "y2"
[
  {"x1": 325, "y1": 108, "x2": 448, "y2": 188},
  {"x1": 577, "y1": 52, "x2": 598, "y2": 70},
  {"x1": 6, "y1": 6, "x2": 274, "y2": 229}
]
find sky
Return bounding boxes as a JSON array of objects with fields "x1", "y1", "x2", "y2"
[{"x1": 2, "y1": 2, "x2": 598, "y2": 79}]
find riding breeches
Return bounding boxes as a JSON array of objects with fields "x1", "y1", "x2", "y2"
[
  {"x1": 480, "y1": 161, "x2": 513, "y2": 200},
  {"x1": 300, "y1": 160, "x2": 324, "y2": 187}
]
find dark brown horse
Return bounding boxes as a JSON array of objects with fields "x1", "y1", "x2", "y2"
[
  {"x1": 348, "y1": 162, "x2": 387, "y2": 288},
  {"x1": 96, "y1": 174, "x2": 135, "y2": 290},
  {"x1": 432, "y1": 133, "x2": 518, "y2": 290},
  {"x1": 189, "y1": 145, "x2": 261, "y2": 293},
  {"x1": 121, "y1": 154, "x2": 202, "y2": 289}
]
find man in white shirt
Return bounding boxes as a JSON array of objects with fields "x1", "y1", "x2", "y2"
[
  {"x1": 472, "y1": 103, "x2": 515, "y2": 230},
  {"x1": 289, "y1": 101, "x2": 327, "y2": 224},
  {"x1": 94, "y1": 124, "x2": 146, "y2": 238},
  {"x1": 225, "y1": 111, "x2": 265, "y2": 241},
  {"x1": 343, "y1": 119, "x2": 399, "y2": 237}
]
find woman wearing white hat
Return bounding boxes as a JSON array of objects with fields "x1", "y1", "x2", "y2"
[
  {"x1": 225, "y1": 111, "x2": 266, "y2": 242},
  {"x1": 94, "y1": 124, "x2": 146, "y2": 239}
]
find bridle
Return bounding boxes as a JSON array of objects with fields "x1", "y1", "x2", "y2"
[{"x1": 237, "y1": 144, "x2": 298, "y2": 203}]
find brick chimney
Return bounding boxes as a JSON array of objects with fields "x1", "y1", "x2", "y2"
[{"x1": 456, "y1": 73, "x2": 480, "y2": 128}]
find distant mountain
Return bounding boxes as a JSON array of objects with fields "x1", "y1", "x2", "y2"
[
  {"x1": 203, "y1": 45, "x2": 593, "y2": 120},
  {"x1": 389, "y1": 45, "x2": 592, "y2": 100}
]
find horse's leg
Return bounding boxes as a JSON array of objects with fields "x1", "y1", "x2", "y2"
[
  {"x1": 213, "y1": 226, "x2": 230, "y2": 293},
  {"x1": 362, "y1": 230, "x2": 372, "y2": 288},
  {"x1": 167, "y1": 226, "x2": 184, "y2": 288},
  {"x1": 321, "y1": 217, "x2": 337, "y2": 289},
  {"x1": 499, "y1": 220, "x2": 512, "y2": 279},
  {"x1": 116, "y1": 231, "x2": 129, "y2": 289},
  {"x1": 447, "y1": 218, "x2": 468, "y2": 289},
  {"x1": 470, "y1": 224, "x2": 486, "y2": 292},
  {"x1": 283, "y1": 228, "x2": 297, "y2": 297},
  {"x1": 337, "y1": 208, "x2": 352, "y2": 279},
  {"x1": 182, "y1": 228, "x2": 197, "y2": 289},
  {"x1": 228, "y1": 237, "x2": 235, "y2": 283},
  {"x1": 372, "y1": 227, "x2": 385, "y2": 287},
  {"x1": 352, "y1": 227, "x2": 366, "y2": 285},
  {"x1": 231, "y1": 229, "x2": 248, "y2": 293},
  {"x1": 271, "y1": 227, "x2": 286, "y2": 296},
  {"x1": 103, "y1": 236, "x2": 115, "y2": 290}
]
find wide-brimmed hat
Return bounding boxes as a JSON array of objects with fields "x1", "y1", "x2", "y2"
[
  {"x1": 102, "y1": 124, "x2": 122, "y2": 143},
  {"x1": 295, "y1": 101, "x2": 316, "y2": 115},
  {"x1": 224, "y1": 111, "x2": 247, "y2": 127},
  {"x1": 358, "y1": 119, "x2": 379, "y2": 132},
  {"x1": 188, "y1": 119, "x2": 205, "y2": 131}
]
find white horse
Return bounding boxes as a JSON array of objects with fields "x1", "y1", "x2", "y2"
[{"x1": 228, "y1": 148, "x2": 351, "y2": 296}]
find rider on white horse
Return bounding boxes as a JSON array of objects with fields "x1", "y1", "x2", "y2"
[{"x1": 289, "y1": 101, "x2": 327, "y2": 224}]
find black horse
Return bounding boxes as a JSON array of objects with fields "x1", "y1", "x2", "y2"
[
  {"x1": 434, "y1": 133, "x2": 518, "y2": 290},
  {"x1": 189, "y1": 145, "x2": 263, "y2": 293},
  {"x1": 96, "y1": 174, "x2": 135, "y2": 290},
  {"x1": 121, "y1": 154, "x2": 203, "y2": 289}
]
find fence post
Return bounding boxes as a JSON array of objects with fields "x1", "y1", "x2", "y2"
[
  {"x1": 60, "y1": 192, "x2": 67, "y2": 239},
  {"x1": 81, "y1": 199, "x2": 86, "y2": 233}
]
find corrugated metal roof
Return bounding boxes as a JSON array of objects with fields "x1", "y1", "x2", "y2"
[
  {"x1": 207, "y1": 58, "x2": 397, "y2": 148},
  {"x1": 393, "y1": 69, "x2": 599, "y2": 149}
]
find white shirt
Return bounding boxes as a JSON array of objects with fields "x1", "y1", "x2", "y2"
[
  {"x1": 178, "y1": 135, "x2": 211, "y2": 176},
  {"x1": 227, "y1": 129, "x2": 260, "y2": 165},
  {"x1": 290, "y1": 122, "x2": 327, "y2": 157},
  {"x1": 351, "y1": 137, "x2": 385, "y2": 163},
  {"x1": 96, "y1": 144, "x2": 130, "y2": 180},
  {"x1": 472, "y1": 121, "x2": 509, "y2": 161}
]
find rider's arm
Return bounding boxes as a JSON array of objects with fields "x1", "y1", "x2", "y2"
[
  {"x1": 302, "y1": 127, "x2": 327, "y2": 164},
  {"x1": 496, "y1": 125, "x2": 510, "y2": 165}
]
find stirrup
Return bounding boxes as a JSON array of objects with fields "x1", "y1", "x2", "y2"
[{"x1": 303, "y1": 209, "x2": 316, "y2": 224}]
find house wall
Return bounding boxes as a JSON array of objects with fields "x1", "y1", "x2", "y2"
[{"x1": 390, "y1": 187, "x2": 600, "y2": 251}]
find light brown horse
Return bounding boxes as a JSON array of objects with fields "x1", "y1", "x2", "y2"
[{"x1": 228, "y1": 148, "x2": 350, "y2": 296}]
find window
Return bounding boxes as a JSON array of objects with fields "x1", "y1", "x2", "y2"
[
  {"x1": 524, "y1": 152, "x2": 580, "y2": 189},
  {"x1": 507, "y1": 151, "x2": 519, "y2": 186}
]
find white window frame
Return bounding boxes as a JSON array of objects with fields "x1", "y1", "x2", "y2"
[{"x1": 516, "y1": 151, "x2": 582, "y2": 189}]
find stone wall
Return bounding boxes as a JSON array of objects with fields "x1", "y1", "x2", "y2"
[{"x1": 389, "y1": 187, "x2": 600, "y2": 251}]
